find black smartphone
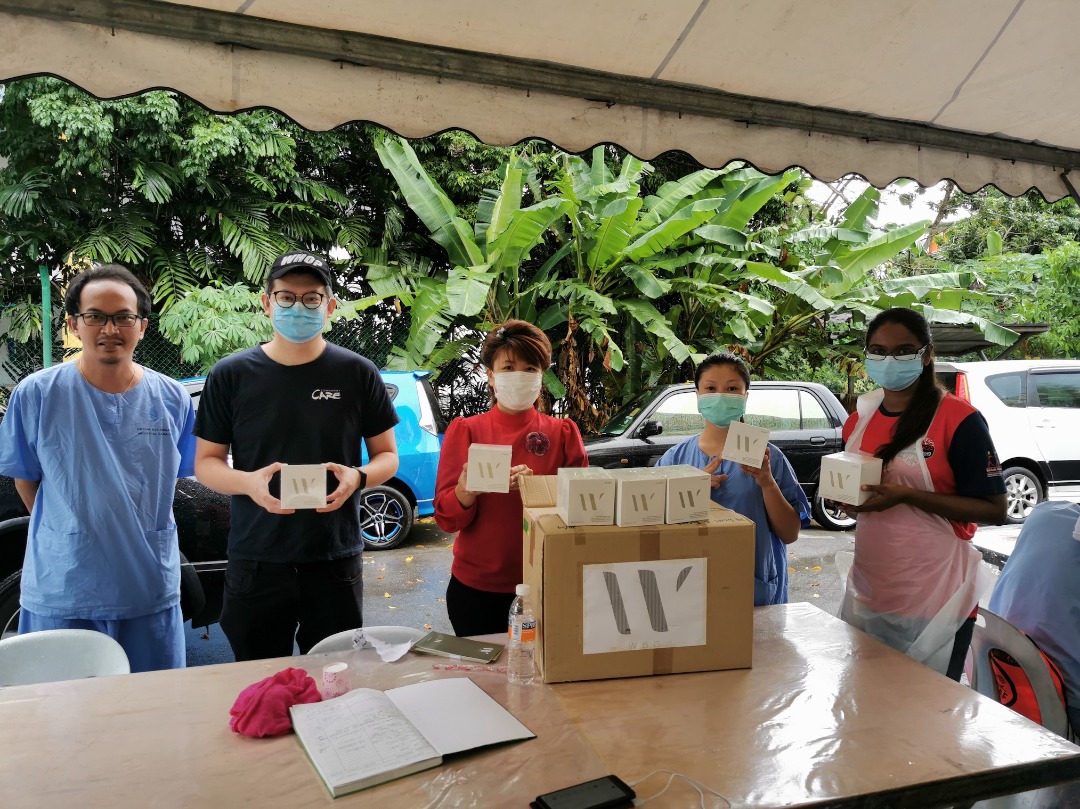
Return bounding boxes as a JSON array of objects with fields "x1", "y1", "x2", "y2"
[{"x1": 531, "y1": 775, "x2": 636, "y2": 809}]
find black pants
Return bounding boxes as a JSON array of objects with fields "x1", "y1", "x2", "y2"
[
  {"x1": 220, "y1": 555, "x2": 364, "y2": 661},
  {"x1": 446, "y1": 575, "x2": 516, "y2": 637},
  {"x1": 945, "y1": 615, "x2": 977, "y2": 682}
]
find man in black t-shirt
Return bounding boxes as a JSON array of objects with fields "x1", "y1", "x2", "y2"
[{"x1": 194, "y1": 251, "x2": 399, "y2": 660}]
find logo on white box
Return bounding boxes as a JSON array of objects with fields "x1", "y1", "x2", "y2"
[
  {"x1": 582, "y1": 558, "x2": 707, "y2": 653},
  {"x1": 579, "y1": 491, "x2": 607, "y2": 512},
  {"x1": 475, "y1": 461, "x2": 505, "y2": 481}
]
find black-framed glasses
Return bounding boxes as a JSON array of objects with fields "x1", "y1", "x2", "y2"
[
  {"x1": 270, "y1": 291, "x2": 327, "y2": 310},
  {"x1": 864, "y1": 346, "x2": 928, "y2": 362},
  {"x1": 73, "y1": 312, "x2": 144, "y2": 328}
]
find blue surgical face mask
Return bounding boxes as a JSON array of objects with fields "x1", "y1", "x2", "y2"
[
  {"x1": 697, "y1": 392, "x2": 747, "y2": 427},
  {"x1": 272, "y1": 302, "x2": 326, "y2": 343},
  {"x1": 865, "y1": 355, "x2": 925, "y2": 391}
]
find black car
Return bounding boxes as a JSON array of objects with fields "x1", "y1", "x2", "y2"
[{"x1": 582, "y1": 381, "x2": 855, "y2": 531}]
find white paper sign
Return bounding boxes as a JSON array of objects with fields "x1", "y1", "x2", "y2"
[
  {"x1": 582, "y1": 558, "x2": 707, "y2": 654},
  {"x1": 280, "y1": 463, "x2": 328, "y2": 509}
]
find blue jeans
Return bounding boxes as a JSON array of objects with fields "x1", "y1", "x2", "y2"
[
  {"x1": 19, "y1": 604, "x2": 184, "y2": 673},
  {"x1": 220, "y1": 555, "x2": 364, "y2": 661}
]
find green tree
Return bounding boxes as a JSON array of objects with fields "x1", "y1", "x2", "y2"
[
  {"x1": 0, "y1": 77, "x2": 369, "y2": 310},
  {"x1": 157, "y1": 283, "x2": 273, "y2": 371}
]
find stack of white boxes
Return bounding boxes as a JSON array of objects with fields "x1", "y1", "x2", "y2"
[{"x1": 555, "y1": 465, "x2": 712, "y2": 526}]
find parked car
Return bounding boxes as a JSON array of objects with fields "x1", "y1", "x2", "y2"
[
  {"x1": 0, "y1": 369, "x2": 445, "y2": 638},
  {"x1": 582, "y1": 381, "x2": 854, "y2": 530},
  {"x1": 936, "y1": 359, "x2": 1080, "y2": 523}
]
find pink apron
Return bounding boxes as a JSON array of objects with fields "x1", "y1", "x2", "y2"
[{"x1": 840, "y1": 389, "x2": 986, "y2": 674}]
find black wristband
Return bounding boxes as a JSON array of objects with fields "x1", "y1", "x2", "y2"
[{"x1": 353, "y1": 466, "x2": 367, "y2": 491}]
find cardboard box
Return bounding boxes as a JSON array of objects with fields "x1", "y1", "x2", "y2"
[
  {"x1": 279, "y1": 463, "x2": 328, "y2": 509},
  {"x1": 818, "y1": 451, "x2": 883, "y2": 506},
  {"x1": 611, "y1": 469, "x2": 666, "y2": 527},
  {"x1": 648, "y1": 465, "x2": 711, "y2": 523},
  {"x1": 467, "y1": 443, "x2": 512, "y2": 493},
  {"x1": 556, "y1": 468, "x2": 616, "y2": 526},
  {"x1": 521, "y1": 478, "x2": 755, "y2": 683},
  {"x1": 721, "y1": 420, "x2": 770, "y2": 468}
]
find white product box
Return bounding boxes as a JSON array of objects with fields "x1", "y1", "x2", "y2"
[
  {"x1": 610, "y1": 469, "x2": 667, "y2": 527},
  {"x1": 721, "y1": 421, "x2": 770, "y2": 468},
  {"x1": 279, "y1": 463, "x2": 328, "y2": 509},
  {"x1": 818, "y1": 451, "x2": 883, "y2": 506},
  {"x1": 556, "y1": 468, "x2": 616, "y2": 526},
  {"x1": 648, "y1": 465, "x2": 712, "y2": 523},
  {"x1": 467, "y1": 443, "x2": 513, "y2": 493}
]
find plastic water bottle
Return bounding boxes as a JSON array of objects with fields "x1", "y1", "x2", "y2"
[{"x1": 507, "y1": 583, "x2": 537, "y2": 685}]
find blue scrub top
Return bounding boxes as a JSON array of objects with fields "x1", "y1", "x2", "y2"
[
  {"x1": 657, "y1": 435, "x2": 810, "y2": 606},
  {"x1": 0, "y1": 362, "x2": 196, "y2": 620},
  {"x1": 988, "y1": 501, "x2": 1080, "y2": 732}
]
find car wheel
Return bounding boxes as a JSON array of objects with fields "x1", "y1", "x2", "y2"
[
  {"x1": 1002, "y1": 466, "x2": 1042, "y2": 524},
  {"x1": 360, "y1": 485, "x2": 414, "y2": 550},
  {"x1": 0, "y1": 570, "x2": 20, "y2": 641},
  {"x1": 811, "y1": 493, "x2": 856, "y2": 531}
]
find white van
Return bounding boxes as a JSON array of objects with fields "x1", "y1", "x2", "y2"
[{"x1": 936, "y1": 360, "x2": 1080, "y2": 523}]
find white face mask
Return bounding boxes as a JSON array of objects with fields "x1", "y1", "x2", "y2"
[{"x1": 492, "y1": 371, "x2": 542, "y2": 411}]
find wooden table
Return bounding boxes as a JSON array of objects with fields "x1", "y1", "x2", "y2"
[{"x1": 2, "y1": 603, "x2": 1079, "y2": 808}]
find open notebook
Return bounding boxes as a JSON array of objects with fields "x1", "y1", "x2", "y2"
[{"x1": 289, "y1": 677, "x2": 534, "y2": 797}]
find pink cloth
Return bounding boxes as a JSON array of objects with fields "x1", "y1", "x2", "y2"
[{"x1": 229, "y1": 667, "x2": 321, "y2": 737}]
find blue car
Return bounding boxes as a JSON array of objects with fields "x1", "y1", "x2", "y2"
[
  {"x1": 181, "y1": 369, "x2": 445, "y2": 551},
  {"x1": 359, "y1": 370, "x2": 446, "y2": 549}
]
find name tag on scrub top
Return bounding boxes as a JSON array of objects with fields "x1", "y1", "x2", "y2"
[{"x1": 280, "y1": 463, "x2": 329, "y2": 509}]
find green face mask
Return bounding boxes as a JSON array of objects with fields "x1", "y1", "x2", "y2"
[{"x1": 697, "y1": 392, "x2": 747, "y2": 427}]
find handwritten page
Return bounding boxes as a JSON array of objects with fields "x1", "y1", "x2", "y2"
[
  {"x1": 290, "y1": 689, "x2": 439, "y2": 791},
  {"x1": 386, "y1": 678, "x2": 534, "y2": 755}
]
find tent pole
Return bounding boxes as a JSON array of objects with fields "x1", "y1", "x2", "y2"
[{"x1": 1060, "y1": 172, "x2": 1080, "y2": 208}]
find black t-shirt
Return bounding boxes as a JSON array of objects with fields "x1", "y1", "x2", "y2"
[{"x1": 194, "y1": 343, "x2": 399, "y2": 562}]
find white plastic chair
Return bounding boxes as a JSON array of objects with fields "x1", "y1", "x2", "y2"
[
  {"x1": 306, "y1": 625, "x2": 428, "y2": 655},
  {"x1": 0, "y1": 629, "x2": 131, "y2": 686},
  {"x1": 968, "y1": 609, "x2": 1071, "y2": 738}
]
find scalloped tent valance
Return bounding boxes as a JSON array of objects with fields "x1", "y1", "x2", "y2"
[{"x1": 3, "y1": 0, "x2": 1080, "y2": 200}]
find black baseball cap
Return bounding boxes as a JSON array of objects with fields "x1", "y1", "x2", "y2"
[{"x1": 267, "y1": 250, "x2": 333, "y2": 290}]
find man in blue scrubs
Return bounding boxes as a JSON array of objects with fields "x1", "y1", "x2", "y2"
[{"x1": 0, "y1": 265, "x2": 195, "y2": 671}]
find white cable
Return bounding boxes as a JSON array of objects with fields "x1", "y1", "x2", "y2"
[{"x1": 628, "y1": 769, "x2": 732, "y2": 809}]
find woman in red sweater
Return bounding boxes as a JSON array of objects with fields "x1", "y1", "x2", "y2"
[{"x1": 435, "y1": 320, "x2": 587, "y2": 636}]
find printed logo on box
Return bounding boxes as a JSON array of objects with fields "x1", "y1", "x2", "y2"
[{"x1": 582, "y1": 558, "x2": 707, "y2": 653}]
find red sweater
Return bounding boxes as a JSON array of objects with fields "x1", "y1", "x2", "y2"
[{"x1": 434, "y1": 406, "x2": 587, "y2": 593}]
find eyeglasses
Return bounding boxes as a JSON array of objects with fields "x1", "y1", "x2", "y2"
[
  {"x1": 864, "y1": 346, "x2": 928, "y2": 362},
  {"x1": 270, "y1": 291, "x2": 327, "y2": 310},
  {"x1": 73, "y1": 312, "x2": 144, "y2": 328}
]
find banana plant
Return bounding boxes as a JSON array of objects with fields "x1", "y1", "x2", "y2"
[{"x1": 367, "y1": 136, "x2": 568, "y2": 369}]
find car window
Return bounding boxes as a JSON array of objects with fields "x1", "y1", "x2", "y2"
[
  {"x1": 596, "y1": 388, "x2": 665, "y2": 435},
  {"x1": 383, "y1": 383, "x2": 399, "y2": 402},
  {"x1": 744, "y1": 388, "x2": 800, "y2": 431},
  {"x1": 800, "y1": 390, "x2": 832, "y2": 429},
  {"x1": 985, "y1": 372, "x2": 1025, "y2": 407},
  {"x1": 652, "y1": 391, "x2": 704, "y2": 436},
  {"x1": 1032, "y1": 372, "x2": 1080, "y2": 408},
  {"x1": 936, "y1": 370, "x2": 957, "y2": 395}
]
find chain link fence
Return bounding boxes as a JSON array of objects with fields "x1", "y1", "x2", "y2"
[{"x1": 1, "y1": 303, "x2": 487, "y2": 423}]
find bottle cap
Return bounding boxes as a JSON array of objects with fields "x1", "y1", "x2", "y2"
[{"x1": 515, "y1": 583, "x2": 531, "y2": 596}]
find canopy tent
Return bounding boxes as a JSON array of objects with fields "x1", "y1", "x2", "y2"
[{"x1": 2, "y1": 0, "x2": 1080, "y2": 200}]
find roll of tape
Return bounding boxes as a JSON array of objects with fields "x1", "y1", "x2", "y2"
[{"x1": 321, "y1": 661, "x2": 350, "y2": 699}]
